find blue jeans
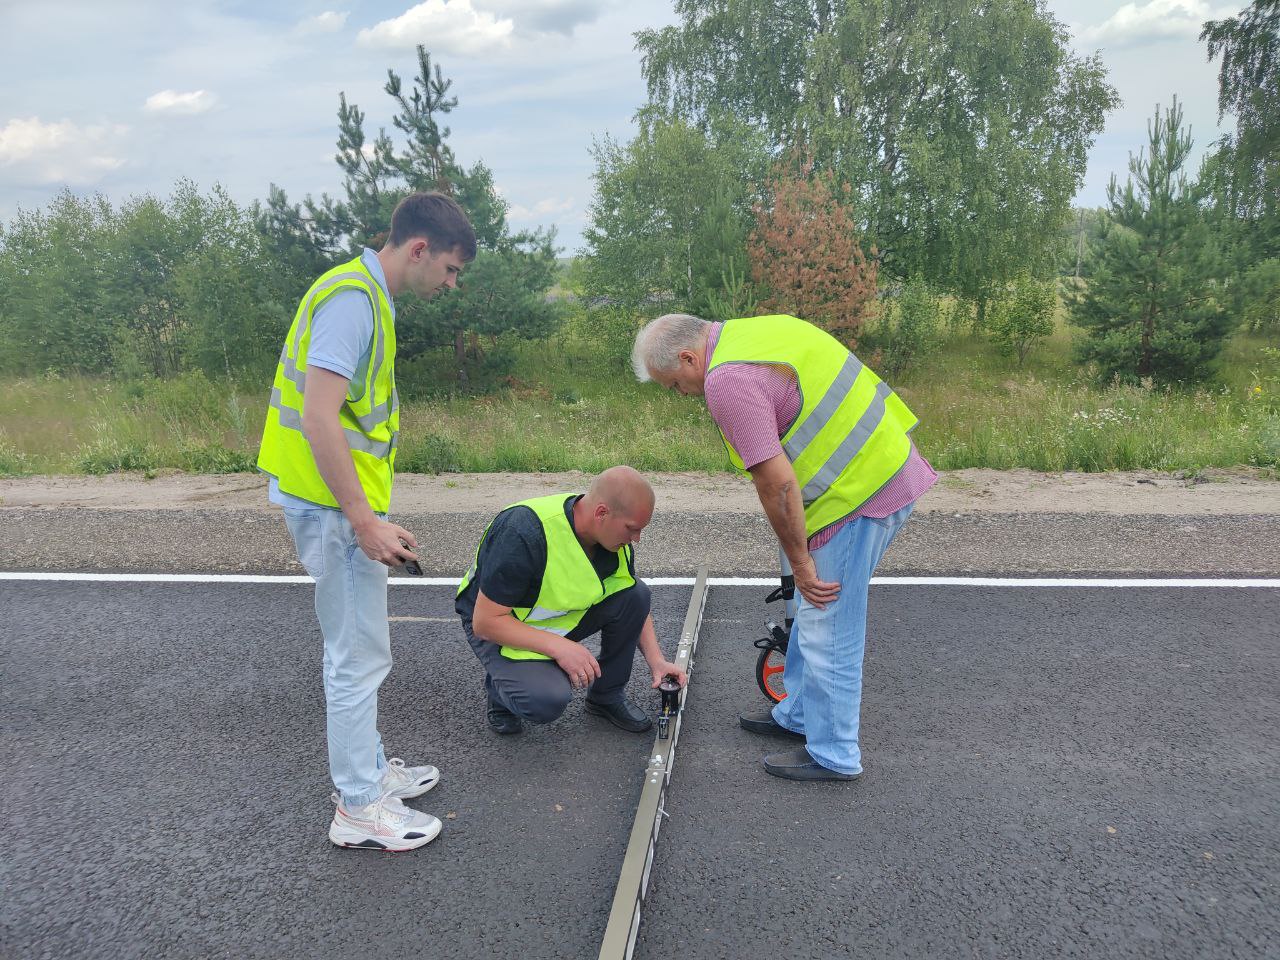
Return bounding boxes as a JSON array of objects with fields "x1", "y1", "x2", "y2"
[
  {"x1": 283, "y1": 506, "x2": 390, "y2": 807},
  {"x1": 771, "y1": 503, "x2": 914, "y2": 775}
]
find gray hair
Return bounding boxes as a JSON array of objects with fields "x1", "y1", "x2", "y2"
[{"x1": 631, "y1": 313, "x2": 711, "y2": 382}]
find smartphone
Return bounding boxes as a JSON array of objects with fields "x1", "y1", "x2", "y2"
[{"x1": 399, "y1": 539, "x2": 423, "y2": 576}]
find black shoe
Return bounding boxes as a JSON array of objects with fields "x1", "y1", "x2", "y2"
[
  {"x1": 584, "y1": 697, "x2": 653, "y2": 733},
  {"x1": 762, "y1": 746, "x2": 862, "y2": 782},
  {"x1": 487, "y1": 697, "x2": 523, "y2": 735},
  {"x1": 739, "y1": 710, "x2": 805, "y2": 739}
]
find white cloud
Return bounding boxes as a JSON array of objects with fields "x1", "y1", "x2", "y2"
[
  {"x1": 1077, "y1": 0, "x2": 1242, "y2": 48},
  {"x1": 143, "y1": 89, "x2": 218, "y2": 115},
  {"x1": 296, "y1": 10, "x2": 349, "y2": 34},
  {"x1": 473, "y1": 0, "x2": 610, "y2": 36},
  {"x1": 0, "y1": 116, "x2": 127, "y2": 184},
  {"x1": 508, "y1": 195, "x2": 575, "y2": 220},
  {"x1": 357, "y1": 0, "x2": 513, "y2": 55}
]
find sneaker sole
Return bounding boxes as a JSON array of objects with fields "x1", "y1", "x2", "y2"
[{"x1": 328, "y1": 818, "x2": 442, "y2": 851}]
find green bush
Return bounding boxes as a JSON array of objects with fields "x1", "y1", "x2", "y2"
[
  {"x1": 988, "y1": 275, "x2": 1057, "y2": 365},
  {"x1": 1237, "y1": 258, "x2": 1280, "y2": 334},
  {"x1": 561, "y1": 302, "x2": 642, "y2": 373},
  {"x1": 866, "y1": 277, "x2": 940, "y2": 378}
]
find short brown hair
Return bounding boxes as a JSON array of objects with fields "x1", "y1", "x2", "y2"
[{"x1": 387, "y1": 192, "x2": 477, "y2": 261}]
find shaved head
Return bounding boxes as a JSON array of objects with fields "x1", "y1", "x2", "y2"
[
  {"x1": 587, "y1": 465, "x2": 655, "y2": 518},
  {"x1": 574, "y1": 465, "x2": 655, "y2": 551}
]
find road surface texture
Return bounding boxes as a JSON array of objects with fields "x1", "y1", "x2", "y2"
[
  {"x1": 3, "y1": 581, "x2": 1276, "y2": 959},
  {"x1": 634, "y1": 584, "x2": 1279, "y2": 960}
]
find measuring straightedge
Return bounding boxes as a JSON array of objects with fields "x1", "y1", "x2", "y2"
[{"x1": 597, "y1": 567, "x2": 709, "y2": 960}]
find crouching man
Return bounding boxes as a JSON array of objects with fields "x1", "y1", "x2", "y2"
[{"x1": 456, "y1": 466, "x2": 686, "y2": 734}]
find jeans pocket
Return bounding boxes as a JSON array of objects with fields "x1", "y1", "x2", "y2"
[{"x1": 283, "y1": 508, "x2": 326, "y2": 580}]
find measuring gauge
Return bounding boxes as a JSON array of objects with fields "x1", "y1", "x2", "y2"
[{"x1": 656, "y1": 675, "x2": 681, "y2": 740}]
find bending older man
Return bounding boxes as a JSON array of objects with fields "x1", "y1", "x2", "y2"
[{"x1": 632, "y1": 314, "x2": 937, "y2": 781}]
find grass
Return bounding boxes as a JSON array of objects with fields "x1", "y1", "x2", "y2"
[
  {"x1": 0, "y1": 371, "x2": 259, "y2": 477},
  {"x1": 903, "y1": 322, "x2": 1280, "y2": 472},
  {"x1": 1, "y1": 311, "x2": 1277, "y2": 477}
]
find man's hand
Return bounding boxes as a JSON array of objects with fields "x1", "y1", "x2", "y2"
[
  {"x1": 354, "y1": 517, "x2": 419, "y2": 567},
  {"x1": 649, "y1": 660, "x2": 688, "y2": 689},
  {"x1": 792, "y1": 554, "x2": 840, "y2": 609},
  {"x1": 747, "y1": 454, "x2": 842, "y2": 609},
  {"x1": 553, "y1": 640, "x2": 602, "y2": 689}
]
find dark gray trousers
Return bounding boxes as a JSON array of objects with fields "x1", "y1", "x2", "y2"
[{"x1": 462, "y1": 580, "x2": 652, "y2": 724}]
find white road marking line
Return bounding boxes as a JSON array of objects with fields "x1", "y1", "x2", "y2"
[
  {"x1": 388, "y1": 616, "x2": 454, "y2": 622},
  {"x1": 2, "y1": 572, "x2": 1279, "y2": 588}
]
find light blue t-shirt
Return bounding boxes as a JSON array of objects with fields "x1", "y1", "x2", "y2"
[{"x1": 268, "y1": 248, "x2": 394, "y2": 510}]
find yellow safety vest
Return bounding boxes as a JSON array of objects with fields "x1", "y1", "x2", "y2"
[
  {"x1": 707, "y1": 315, "x2": 918, "y2": 539},
  {"x1": 256, "y1": 256, "x2": 399, "y2": 513},
  {"x1": 458, "y1": 494, "x2": 636, "y2": 661}
]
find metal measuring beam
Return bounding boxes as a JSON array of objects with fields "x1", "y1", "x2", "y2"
[{"x1": 597, "y1": 567, "x2": 709, "y2": 960}]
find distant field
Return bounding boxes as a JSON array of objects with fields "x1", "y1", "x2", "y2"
[{"x1": 1, "y1": 313, "x2": 1277, "y2": 477}]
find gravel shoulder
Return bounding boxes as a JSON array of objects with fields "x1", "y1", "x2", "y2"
[{"x1": 2, "y1": 468, "x2": 1278, "y2": 576}]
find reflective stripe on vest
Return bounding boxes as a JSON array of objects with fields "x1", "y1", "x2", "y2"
[
  {"x1": 255, "y1": 256, "x2": 399, "y2": 512},
  {"x1": 457, "y1": 494, "x2": 636, "y2": 661},
  {"x1": 267, "y1": 387, "x2": 394, "y2": 459},
  {"x1": 707, "y1": 315, "x2": 918, "y2": 538}
]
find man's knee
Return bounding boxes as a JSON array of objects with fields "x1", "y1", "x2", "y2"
[
  {"x1": 514, "y1": 685, "x2": 573, "y2": 724},
  {"x1": 498, "y1": 673, "x2": 573, "y2": 724},
  {"x1": 615, "y1": 579, "x2": 651, "y2": 618}
]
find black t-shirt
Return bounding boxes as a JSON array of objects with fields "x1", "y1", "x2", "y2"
[{"x1": 455, "y1": 494, "x2": 637, "y2": 624}]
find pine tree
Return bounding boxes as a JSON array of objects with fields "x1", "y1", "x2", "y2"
[
  {"x1": 1071, "y1": 99, "x2": 1232, "y2": 383},
  {"x1": 259, "y1": 45, "x2": 558, "y2": 384}
]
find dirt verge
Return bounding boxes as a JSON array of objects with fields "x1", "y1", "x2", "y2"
[
  {"x1": 2, "y1": 470, "x2": 1277, "y2": 576},
  {"x1": 2, "y1": 466, "x2": 1277, "y2": 516}
]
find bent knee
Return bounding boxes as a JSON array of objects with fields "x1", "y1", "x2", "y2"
[
  {"x1": 619, "y1": 579, "x2": 651, "y2": 614},
  {"x1": 518, "y1": 688, "x2": 573, "y2": 724}
]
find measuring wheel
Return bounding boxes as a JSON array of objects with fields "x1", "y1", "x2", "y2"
[{"x1": 753, "y1": 624, "x2": 789, "y2": 703}]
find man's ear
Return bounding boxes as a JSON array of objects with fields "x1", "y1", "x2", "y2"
[{"x1": 408, "y1": 238, "x2": 429, "y2": 261}]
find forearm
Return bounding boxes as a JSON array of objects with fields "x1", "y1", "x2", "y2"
[
  {"x1": 472, "y1": 612, "x2": 568, "y2": 658},
  {"x1": 754, "y1": 473, "x2": 810, "y2": 569},
  {"x1": 303, "y1": 415, "x2": 378, "y2": 531},
  {"x1": 635, "y1": 614, "x2": 665, "y2": 669}
]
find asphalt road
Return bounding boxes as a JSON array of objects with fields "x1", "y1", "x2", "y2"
[
  {"x1": 3, "y1": 582, "x2": 1277, "y2": 960},
  {"x1": 3, "y1": 509, "x2": 1280, "y2": 577},
  {"x1": 635, "y1": 585, "x2": 1280, "y2": 960}
]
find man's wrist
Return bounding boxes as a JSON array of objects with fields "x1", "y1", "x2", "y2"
[{"x1": 348, "y1": 509, "x2": 380, "y2": 535}]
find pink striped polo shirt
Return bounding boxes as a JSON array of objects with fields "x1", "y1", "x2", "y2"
[{"x1": 703, "y1": 321, "x2": 937, "y2": 551}]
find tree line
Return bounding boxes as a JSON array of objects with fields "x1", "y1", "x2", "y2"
[
  {"x1": 1, "y1": 2, "x2": 1276, "y2": 388},
  {"x1": 0, "y1": 47, "x2": 558, "y2": 384},
  {"x1": 585, "y1": 0, "x2": 1279, "y2": 383}
]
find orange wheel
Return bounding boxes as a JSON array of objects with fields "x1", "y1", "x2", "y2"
[{"x1": 755, "y1": 646, "x2": 788, "y2": 702}]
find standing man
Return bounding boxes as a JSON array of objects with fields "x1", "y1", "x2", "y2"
[
  {"x1": 456, "y1": 466, "x2": 686, "y2": 735},
  {"x1": 258, "y1": 192, "x2": 476, "y2": 850},
  {"x1": 632, "y1": 314, "x2": 937, "y2": 782}
]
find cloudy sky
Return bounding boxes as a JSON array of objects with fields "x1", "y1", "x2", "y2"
[{"x1": 0, "y1": 0, "x2": 1245, "y2": 253}]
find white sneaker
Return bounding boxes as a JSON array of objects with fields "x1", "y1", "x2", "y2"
[
  {"x1": 380, "y1": 757, "x2": 440, "y2": 800},
  {"x1": 329, "y1": 794, "x2": 442, "y2": 852}
]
